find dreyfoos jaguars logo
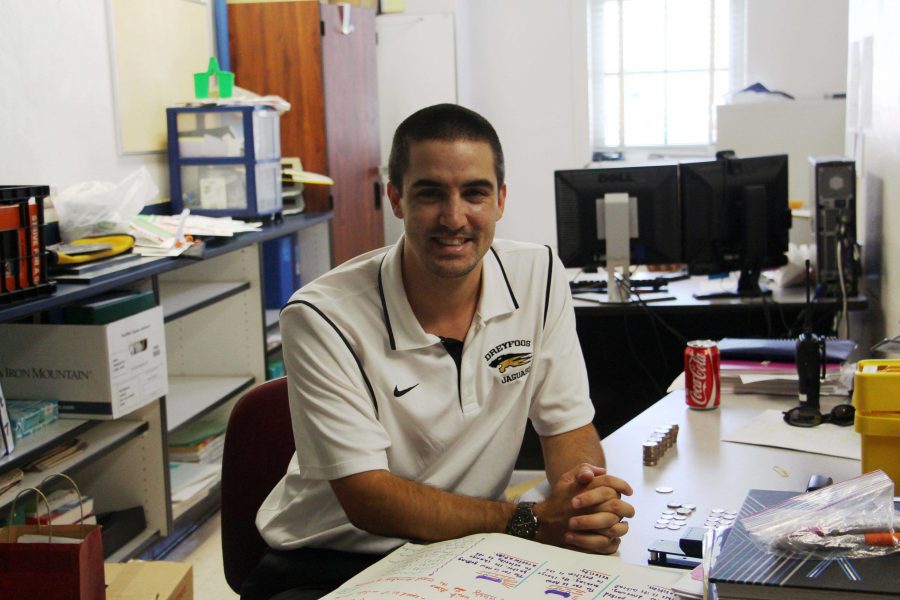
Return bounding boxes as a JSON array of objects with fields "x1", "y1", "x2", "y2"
[{"x1": 485, "y1": 339, "x2": 532, "y2": 384}]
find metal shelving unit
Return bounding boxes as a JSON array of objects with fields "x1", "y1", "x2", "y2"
[{"x1": 0, "y1": 213, "x2": 332, "y2": 560}]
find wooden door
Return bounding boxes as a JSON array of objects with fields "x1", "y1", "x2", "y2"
[
  {"x1": 321, "y1": 4, "x2": 384, "y2": 265},
  {"x1": 227, "y1": 1, "x2": 330, "y2": 215}
]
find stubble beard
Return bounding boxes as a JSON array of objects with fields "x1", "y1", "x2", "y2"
[{"x1": 423, "y1": 233, "x2": 489, "y2": 280}]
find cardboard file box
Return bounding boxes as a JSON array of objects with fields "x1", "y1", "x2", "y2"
[
  {"x1": 0, "y1": 306, "x2": 167, "y2": 419},
  {"x1": 852, "y1": 359, "x2": 900, "y2": 489},
  {"x1": 105, "y1": 560, "x2": 193, "y2": 600}
]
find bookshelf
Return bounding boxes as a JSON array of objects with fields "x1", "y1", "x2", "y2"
[{"x1": 0, "y1": 212, "x2": 331, "y2": 560}]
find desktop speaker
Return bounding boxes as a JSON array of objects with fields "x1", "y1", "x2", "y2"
[{"x1": 809, "y1": 156, "x2": 859, "y2": 297}]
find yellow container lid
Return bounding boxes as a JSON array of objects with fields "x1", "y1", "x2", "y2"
[{"x1": 853, "y1": 360, "x2": 900, "y2": 413}]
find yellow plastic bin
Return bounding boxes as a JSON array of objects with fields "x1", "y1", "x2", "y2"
[{"x1": 852, "y1": 359, "x2": 900, "y2": 489}]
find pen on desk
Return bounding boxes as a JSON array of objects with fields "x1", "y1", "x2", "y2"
[
  {"x1": 175, "y1": 208, "x2": 190, "y2": 247},
  {"x1": 781, "y1": 528, "x2": 900, "y2": 551}
]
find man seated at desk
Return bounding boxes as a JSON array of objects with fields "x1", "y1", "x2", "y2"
[{"x1": 243, "y1": 104, "x2": 635, "y2": 600}]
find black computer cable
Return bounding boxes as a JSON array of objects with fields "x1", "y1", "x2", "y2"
[
  {"x1": 834, "y1": 226, "x2": 850, "y2": 339},
  {"x1": 760, "y1": 291, "x2": 792, "y2": 338},
  {"x1": 621, "y1": 305, "x2": 666, "y2": 399},
  {"x1": 612, "y1": 276, "x2": 666, "y2": 397},
  {"x1": 618, "y1": 276, "x2": 694, "y2": 395},
  {"x1": 760, "y1": 289, "x2": 774, "y2": 338},
  {"x1": 618, "y1": 276, "x2": 689, "y2": 345},
  {"x1": 625, "y1": 278, "x2": 670, "y2": 388}
]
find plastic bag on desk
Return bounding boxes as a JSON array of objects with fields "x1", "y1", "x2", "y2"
[
  {"x1": 54, "y1": 167, "x2": 158, "y2": 242},
  {"x1": 742, "y1": 470, "x2": 899, "y2": 559}
]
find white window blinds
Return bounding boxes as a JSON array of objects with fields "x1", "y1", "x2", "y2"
[{"x1": 589, "y1": 0, "x2": 745, "y2": 151}]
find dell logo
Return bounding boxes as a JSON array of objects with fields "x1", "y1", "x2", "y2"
[{"x1": 595, "y1": 172, "x2": 633, "y2": 184}]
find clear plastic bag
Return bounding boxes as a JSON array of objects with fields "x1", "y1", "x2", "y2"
[
  {"x1": 742, "y1": 470, "x2": 899, "y2": 559},
  {"x1": 54, "y1": 167, "x2": 158, "y2": 242}
]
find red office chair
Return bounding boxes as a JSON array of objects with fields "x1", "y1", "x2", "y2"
[{"x1": 221, "y1": 377, "x2": 295, "y2": 594}]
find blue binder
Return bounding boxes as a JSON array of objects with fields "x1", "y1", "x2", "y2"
[{"x1": 262, "y1": 236, "x2": 299, "y2": 309}]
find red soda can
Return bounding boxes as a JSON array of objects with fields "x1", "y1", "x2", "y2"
[{"x1": 684, "y1": 340, "x2": 720, "y2": 409}]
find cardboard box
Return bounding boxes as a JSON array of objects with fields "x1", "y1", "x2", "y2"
[
  {"x1": 105, "y1": 560, "x2": 193, "y2": 600},
  {"x1": 0, "y1": 306, "x2": 167, "y2": 419}
]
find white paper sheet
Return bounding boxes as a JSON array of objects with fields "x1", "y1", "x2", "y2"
[
  {"x1": 323, "y1": 533, "x2": 680, "y2": 599},
  {"x1": 721, "y1": 409, "x2": 861, "y2": 460}
]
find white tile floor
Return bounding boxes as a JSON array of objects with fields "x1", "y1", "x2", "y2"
[{"x1": 165, "y1": 511, "x2": 239, "y2": 600}]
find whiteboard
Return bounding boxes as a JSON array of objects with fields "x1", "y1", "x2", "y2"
[{"x1": 107, "y1": 0, "x2": 214, "y2": 154}]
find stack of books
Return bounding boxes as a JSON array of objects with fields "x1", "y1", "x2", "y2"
[
  {"x1": 168, "y1": 418, "x2": 226, "y2": 464},
  {"x1": 25, "y1": 487, "x2": 96, "y2": 525},
  {"x1": 49, "y1": 253, "x2": 146, "y2": 284},
  {"x1": 717, "y1": 338, "x2": 856, "y2": 397}
]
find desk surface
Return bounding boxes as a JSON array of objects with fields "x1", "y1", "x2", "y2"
[
  {"x1": 571, "y1": 274, "x2": 867, "y2": 315},
  {"x1": 545, "y1": 391, "x2": 862, "y2": 565},
  {"x1": 608, "y1": 391, "x2": 861, "y2": 565}
]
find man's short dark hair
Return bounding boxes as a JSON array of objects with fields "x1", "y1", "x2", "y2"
[{"x1": 388, "y1": 103, "x2": 505, "y2": 191}]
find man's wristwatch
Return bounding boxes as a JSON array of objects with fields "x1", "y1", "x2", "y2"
[{"x1": 506, "y1": 501, "x2": 539, "y2": 540}]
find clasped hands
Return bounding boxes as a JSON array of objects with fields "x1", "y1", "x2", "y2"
[{"x1": 533, "y1": 463, "x2": 634, "y2": 555}]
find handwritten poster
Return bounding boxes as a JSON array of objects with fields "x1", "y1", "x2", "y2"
[{"x1": 325, "y1": 534, "x2": 679, "y2": 599}]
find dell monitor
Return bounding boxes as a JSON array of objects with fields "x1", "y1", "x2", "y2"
[
  {"x1": 554, "y1": 164, "x2": 682, "y2": 301},
  {"x1": 680, "y1": 154, "x2": 791, "y2": 298}
]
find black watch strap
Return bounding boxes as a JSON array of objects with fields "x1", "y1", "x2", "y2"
[{"x1": 506, "y1": 501, "x2": 538, "y2": 540}]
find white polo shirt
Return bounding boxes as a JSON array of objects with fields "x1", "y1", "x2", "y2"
[{"x1": 257, "y1": 238, "x2": 594, "y2": 553}]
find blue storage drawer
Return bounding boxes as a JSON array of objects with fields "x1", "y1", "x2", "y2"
[{"x1": 166, "y1": 105, "x2": 282, "y2": 218}]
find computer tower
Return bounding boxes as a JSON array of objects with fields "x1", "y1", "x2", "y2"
[{"x1": 809, "y1": 156, "x2": 858, "y2": 297}]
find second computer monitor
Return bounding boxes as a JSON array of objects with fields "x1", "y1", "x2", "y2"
[
  {"x1": 680, "y1": 154, "x2": 791, "y2": 296},
  {"x1": 554, "y1": 164, "x2": 682, "y2": 270}
]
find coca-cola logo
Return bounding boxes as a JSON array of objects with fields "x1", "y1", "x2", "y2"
[{"x1": 688, "y1": 353, "x2": 709, "y2": 405}]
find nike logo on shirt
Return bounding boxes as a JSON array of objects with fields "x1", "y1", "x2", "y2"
[{"x1": 393, "y1": 383, "x2": 419, "y2": 397}]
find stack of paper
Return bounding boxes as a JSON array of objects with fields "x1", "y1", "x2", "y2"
[
  {"x1": 169, "y1": 462, "x2": 221, "y2": 507},
  {"x1": 25, "y1": 438, "x2": 88, "y2": 472},
  {"x1": 720, "y1": 360, "x2": 850, "y2": 397},
  {"x1": 0, "y1": 468, "x2": 23, "y2": 496},
  {"x1": 26, "y1": 488, "x2": 96, "y2": 525},
  {"x1": 716, "y1": 338, "x2": 857, "y2": 398},
  {"x1": 130, "y1": 214, "x2": 262, "y2": 257}
]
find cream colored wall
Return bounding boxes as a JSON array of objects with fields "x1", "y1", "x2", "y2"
[
  {"x1": 745, "y1": 0, "x2": 849, "y2": 98},
  {"x1": 848, "y1": 0, "x2": 900, "y2": 345},
  {"x1": 0, "y1": 1, "x2": 172, "y2": 194}
]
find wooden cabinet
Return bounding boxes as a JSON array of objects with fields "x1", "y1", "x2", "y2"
[{"x1": 229, "y1": 1, "x2": 384, "y2": 266}]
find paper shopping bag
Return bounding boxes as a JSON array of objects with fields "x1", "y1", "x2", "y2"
[{"x1": 0, "y1": 523, "x2": 106, "y2": 600}]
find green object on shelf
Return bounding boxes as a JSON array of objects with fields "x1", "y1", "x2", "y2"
[
  {"x1": 194, "y1": 56, "x2": 234, "y2": 99},
  {"x1": 6, "y1": 400, "x2": 59, "y2": 441}
]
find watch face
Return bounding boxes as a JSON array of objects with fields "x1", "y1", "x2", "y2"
[{"x1": 508, "y1": 502, "x2": 538, "y2": 539}]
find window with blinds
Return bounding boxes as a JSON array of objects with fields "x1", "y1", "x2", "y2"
[{"x1": 589, "y1": 0, "x2": 745, "y2": 151}]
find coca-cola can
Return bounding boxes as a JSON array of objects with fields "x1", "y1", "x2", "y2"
[{"x1": 684, "y1": 340, "x2": 720, "y2": 410}]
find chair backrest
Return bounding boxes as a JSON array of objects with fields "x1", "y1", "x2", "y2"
[{"x1": 220, "y1": 377, "x2": 294, "y2": 593}]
